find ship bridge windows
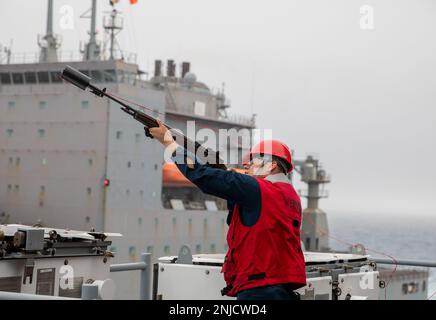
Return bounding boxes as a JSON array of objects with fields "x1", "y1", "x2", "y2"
[
  {"x1": 50, "y1": 71, "x2": 62, "y2": 83},
  {"x1": 103, "y1": 69, "x2": 116, "y2": 82},
  {"x1": 90, "y1": 70, "x2": 103, "y2": 82},
  {"x1": 37, "y1": 71, "x2": 50, "y2": 83},
  {"x1": 24, "y1": 72, "x2": 37, "y2": 84},
  {"x1": 118, "y1": 71, "x2": 137, "y2": 85},
  {"x1": 0, "y1": 73, "x2": 11, "y2": 85},
  {"x1": 12, "y1": 73, "x2": 24, "y2": 84},
  {"x1": 79, "y1": 70, "x2": 90, "y2": 76},
  {"x1": 0, "y1": 69, "x2": 124, "y2": 85},
  {"x1": 65, "y1": 69, "x2": 117, "y2": 83}
]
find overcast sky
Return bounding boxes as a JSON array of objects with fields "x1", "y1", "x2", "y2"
[{"x1": 1, "y1": 0, "x2": 435, "y2": 218}]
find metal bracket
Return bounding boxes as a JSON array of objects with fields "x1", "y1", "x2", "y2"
[{"x1": 177, "y1": 245, "x2": 193, "y2": 264}]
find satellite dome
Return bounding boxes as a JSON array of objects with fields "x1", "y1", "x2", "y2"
[{"x1": 183, "y1": 72, "x2": 197, "y2": 85}]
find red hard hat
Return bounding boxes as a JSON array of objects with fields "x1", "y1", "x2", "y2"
[{"x1": 243, "y1": 140, "x2": 293, "y2": 173}]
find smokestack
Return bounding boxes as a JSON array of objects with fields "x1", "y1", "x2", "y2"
[
  {"x1": 154, "y1": 60, "x2": 162, "y2": 77},
  {"x1": 181, "y1": 62, "x2": 190, "y2": 78},
  {"x1": 166, "y1": 60, "x2": 176, "y2": 77}
]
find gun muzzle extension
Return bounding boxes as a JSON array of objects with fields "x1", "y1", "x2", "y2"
[
  {"x1": 62, "y1": 66, "x2": 106, "y2": 97},
  {"x1": 61, "y1": 66, "x2": 91, "y2": 90}
]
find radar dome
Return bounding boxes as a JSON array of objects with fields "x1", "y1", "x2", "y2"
[{"x1": 183, "y1": 72, "x2": 197, "y2": 85}]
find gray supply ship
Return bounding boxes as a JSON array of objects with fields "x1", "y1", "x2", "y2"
[{"x1": 0, "y1": 0, "x2": 430, "y2": 300}]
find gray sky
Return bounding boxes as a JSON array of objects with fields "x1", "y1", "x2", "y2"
[{"x1": 1, "y1": 0, "x2": 435, "y2": 217}]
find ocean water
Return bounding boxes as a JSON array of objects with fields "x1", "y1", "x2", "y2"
[{"x1": 327, "y1": 213, "x2": 436, "y2": 300}]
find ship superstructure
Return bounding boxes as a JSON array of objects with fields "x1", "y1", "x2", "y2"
[{"x1": 0, "y1": 0, "x2": 253, "y2": 298}]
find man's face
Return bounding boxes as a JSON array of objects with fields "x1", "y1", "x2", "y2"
[{"x1": 244, "y1": 155, "x2": 274, "y2": 177}]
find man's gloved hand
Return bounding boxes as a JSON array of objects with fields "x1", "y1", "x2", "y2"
[{"x1": 144, "y1": 127, "x2": 154, "y2": 139}]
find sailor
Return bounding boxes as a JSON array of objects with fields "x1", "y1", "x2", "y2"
[{"x1": 148, "y1": 120, "x2": 306, "y2": 300}]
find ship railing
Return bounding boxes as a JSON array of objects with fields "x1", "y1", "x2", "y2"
[
  {"x1": 0, "y1": 252, "x2": 152, "y2": 300},
  {"x1": 298, "y1": 189, "x2": 330, "y2": 198},
  {"x1": 226, "y1": 113, "x2": 256, "y2": 127},
  {"x1": 109, "y1": 252, "x2": 152, "y2": 300},
  {"x1": 166, "y1": 104, "x2": 255, "y2": 127},
  {"x1": 0, "y1": 50, "x2": 137, "y2": 65}
]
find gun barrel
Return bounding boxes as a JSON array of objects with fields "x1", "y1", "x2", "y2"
[{"x1": 61, "y1": 65, "x2": 227, "y2": 170}]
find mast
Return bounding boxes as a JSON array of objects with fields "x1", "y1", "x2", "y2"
[
  {"x1": 38, "y1": 0, "x2": 60, "y2": 62},
  {"x1": 103, "y1": 2, "x2": 124, "y2": 60},
  {"x1": 83, "y1": 0, "x2": 101, "y2": 61}
]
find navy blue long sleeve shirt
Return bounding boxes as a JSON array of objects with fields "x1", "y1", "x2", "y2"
[{"x1": 171, "y1": 146, "x2": 261, "y2": 226}]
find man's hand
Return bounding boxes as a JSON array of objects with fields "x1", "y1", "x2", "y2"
[
  {"x1": 148, "y1": 118, "x2": 174, "y2": 147},
  {"x1": 144, "y1": 127, "x2": 154, "y2": 139},
  {"x1": 148, "y1": 118, "x2": 197, "y2": 168}
]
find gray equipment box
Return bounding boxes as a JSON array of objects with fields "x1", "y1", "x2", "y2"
[{"x1": 0, "y1": 224, "x2": 121, "y2": 298}]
